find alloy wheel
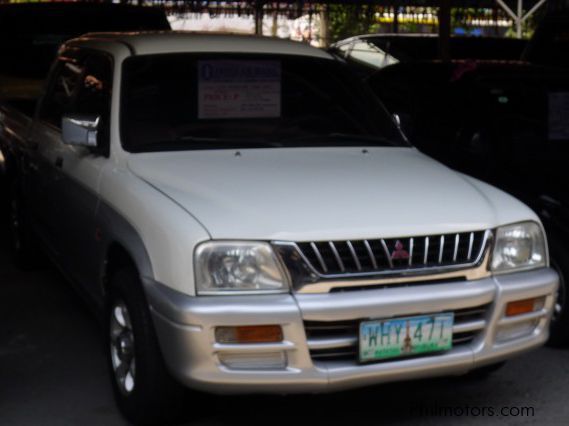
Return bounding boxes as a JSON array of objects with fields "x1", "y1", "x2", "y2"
[{"x1": 110, "y1": 301, "x2": 136, "y2": 395}]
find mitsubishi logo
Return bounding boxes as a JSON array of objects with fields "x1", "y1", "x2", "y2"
[{"x1": 391, "y1": 240, "x2": 410, "y2": 260}]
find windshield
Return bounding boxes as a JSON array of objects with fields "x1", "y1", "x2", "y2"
[{"x1": 120, "y1": 53, "x2": 407, "y2": 152}]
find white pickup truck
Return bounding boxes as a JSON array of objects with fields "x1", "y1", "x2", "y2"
[{"x1": 0, "y1": 33, "x2": 559, "y2": 425}]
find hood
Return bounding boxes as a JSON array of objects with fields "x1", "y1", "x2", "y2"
[{"x1": 127, "y1": 147, "x2": 535, "y2": 241}]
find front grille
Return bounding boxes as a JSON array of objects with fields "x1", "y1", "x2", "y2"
[
  {"x1": 305, "y1": 305, "x2": 489, "y2": 363},
  {"x1": 295, "y1": 231, "x2": 487, "y2": 278}
]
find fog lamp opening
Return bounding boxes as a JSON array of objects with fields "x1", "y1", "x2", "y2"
[
  {"x1": 505, "y1": 297, "x2": 545, "y2": 317},
  {"x1": 215, "y1": 325, "x2": 283, "y2": 344},
  {"x1": 218, "y1": 351, "x2": 287, "y2": 370}
]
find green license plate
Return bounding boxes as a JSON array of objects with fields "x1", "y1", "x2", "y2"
[{"x1": 359, "y1": 313, "x2": 454, "y2": 363}]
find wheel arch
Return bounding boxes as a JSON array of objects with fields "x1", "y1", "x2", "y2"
[{"x1": 98, "y1": 201, "x2": 155, "y2": 300}]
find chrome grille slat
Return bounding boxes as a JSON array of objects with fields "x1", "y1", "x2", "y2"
[
  {"x1": 363, "y1": 240, "x2": 378, "y2": 269},
  {"x1": 310, "y1": 242, "x2": 328, "y2": 273},
  {"x1": 346, "y1": 241, "x2": 362, "y2": 271},
  {"x1": 381, "y1": 239, "x2": 394, "y2": 268},
  {"x1": 328, "y1": 242, "x2": 345, "y2": 272},
  {"x1": 289, "y1": 230, "x2": 488, "y2": 280},
  {"x1": 452, "y1": 320, "x2": 486, "y2": 334},
  {"x1": 307, "y1": 336, "x2": 358, "y2": 350},
  {"x1": 453, "y1": 234, "x2": 460, "y2": 262}
]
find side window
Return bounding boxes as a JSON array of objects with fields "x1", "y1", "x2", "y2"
[
  {"x1": 39, "y1": 58, "x2": 85, "y2": 127},
  {"x1": 335, "y1": 43, "x2": 353, "y2": 58},
  {"x1": 75, "y1": 54, "x2": 113, "y2": 155},
  {"x1": 75, "y1": 54, "x2": 113, "y2": 118},
  {"x1": 349, "y1": 41, "x2": 399, "y2": 70},
  {"x1": 39, "y1": 51, "x2": 113, "y2": 155}
]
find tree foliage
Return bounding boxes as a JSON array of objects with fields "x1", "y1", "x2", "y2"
[{"x1": 328, "y1": 5, "x2": 380, "y2": 42}]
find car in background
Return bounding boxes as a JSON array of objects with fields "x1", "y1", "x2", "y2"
[
  {"x1": 367, "y1": 59, "x2": 569, "y2": 345},
  {"x1": 522, "y1": 12, "x2": 569, "y2": 69},
  {"x1": 330, "y1": 34, "x2": 527, "y2": 76}
]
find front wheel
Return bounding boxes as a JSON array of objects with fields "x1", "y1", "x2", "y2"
[
  {"x1": 107, "y1": 267, "x2": 186, "y2": 425},
  {"x1": 547, "y1": 240, "x2": 569, "y2": 347}
]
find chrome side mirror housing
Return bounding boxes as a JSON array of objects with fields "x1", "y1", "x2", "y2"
[{"x1": 61, "y1": 115, "x2": 100, "y2": 147}]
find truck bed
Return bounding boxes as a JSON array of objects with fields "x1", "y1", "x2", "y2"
[
  {"x1": 0, "y1": 74, "x2": 42, "y2": 117},
  {"x1": 0, "y1": 73, "x2": 41, "y2": 144}
]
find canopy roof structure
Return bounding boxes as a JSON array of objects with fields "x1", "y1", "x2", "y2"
[
  {"x1": 158, "y1": 0, "x2": 556, "y2": 38},
  {"x1": 160, "y1": 0, "x2": 546, "y2": 8},
  {"x1": 3, "y1": 0, "x2": 565, "y2": 54}
]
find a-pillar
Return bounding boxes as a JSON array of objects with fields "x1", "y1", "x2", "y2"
[{"x1": 438, "y1": 0, "x2": 451, "y2": 61}]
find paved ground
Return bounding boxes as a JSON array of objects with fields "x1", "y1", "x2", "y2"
[{"x1": 1, "y1": 195, "x2": 568, "y2": 425}]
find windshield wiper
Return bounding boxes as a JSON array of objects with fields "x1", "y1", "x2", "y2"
[
  {"x1": 132, "y1": 136, "x2": 282, "y2": 152},
  {"x1": 277, "y1": 133, "x2": 400, "y2": 147},
  {"x1": 131, "y1": 133, "x2": 401, "y2": 153}
]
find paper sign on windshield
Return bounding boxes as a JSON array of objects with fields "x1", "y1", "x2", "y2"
[{"x1": 198, "y1": 60, "x2": 281, "y2": 119}]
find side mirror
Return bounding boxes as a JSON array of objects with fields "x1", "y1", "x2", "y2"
[{"x1": 61, "y1": 114, "x2": 99, "y2": 147}]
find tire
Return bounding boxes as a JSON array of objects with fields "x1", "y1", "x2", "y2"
[
  {"x1": 107, "y1": 266, "x2": 186, "y2": 425},
  {"x1": 546, "y1": 240, "x2": 569, "y2": 347},
  {"x1": 8, "y1": 181, "x2": 42, "y2": 269},
  {"x1": 0, "y1": 154, "x2": 7, "y2": 221}
]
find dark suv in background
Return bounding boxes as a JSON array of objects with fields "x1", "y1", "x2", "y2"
[
  {"x1": 367, "y1": 59, "x2": 569, "y2": 346},
  {"x1": 330, "y1": 34, "x2": 527, "y2": 76}
]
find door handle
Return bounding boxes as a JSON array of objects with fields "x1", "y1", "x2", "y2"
[{"x1": 55, "y1": 157, "x2": 63, "y2": 168}]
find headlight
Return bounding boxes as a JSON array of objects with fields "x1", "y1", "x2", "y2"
[
  {"x1": 491, "y1": 222, "x2": 547, "y2": 273},
  {"x1": 194, "y1": 241, "x2": 288, "y2": 294}
]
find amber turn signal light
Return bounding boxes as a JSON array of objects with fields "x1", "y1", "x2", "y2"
[
  {"x1": 215, "y1": 325, "x2": 283, "y2": 344},
  {"x1": 505, "y1": 297, "x2": 544, "y2": 317}
]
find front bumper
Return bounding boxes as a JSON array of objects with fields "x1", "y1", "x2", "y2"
[{"x1": 145, "y1": 268, "x2": 558, "y2": 394}]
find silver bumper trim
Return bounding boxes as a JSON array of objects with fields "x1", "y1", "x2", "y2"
[
  {"x1": 144, "y1": 268, "x2": 558, "y2": 394},
  {"x1": 453, "y1": 319, "x2": 486, "y2": 333},
  {"x1": 307, "y1": 336, "x2": 358, "y2": 350}
]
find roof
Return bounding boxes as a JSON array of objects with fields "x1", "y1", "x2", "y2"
[
  {"x1": 74, "y1": 31, "x2": 333, "y2": 60},
  {"x1": 332, "y1": 33, "x2": 528, "y2": 46}
]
